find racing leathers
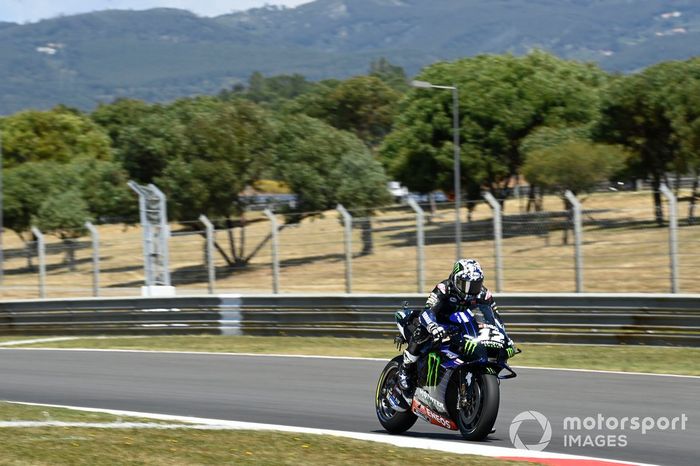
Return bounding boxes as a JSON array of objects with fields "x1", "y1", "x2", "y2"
[{"x1": 397, "y1": 279, "x2": 512, "y2": 395}]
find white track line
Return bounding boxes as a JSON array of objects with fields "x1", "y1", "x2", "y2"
[
  {"x1": 3, "y1": 401, "x2": 657, "y2": 466},
  {"x1": 0, "y1": 421, "x2": 208, "y2": 429},
  {"x1": 0, "y1": 337, "x2": 78, "y2": 347},
  {"x1": 511, "y1": 365, "x2": 700, "y2": 379},
  {"x1": 2, "y1": 346, "x2": 699, "y2": 379}
]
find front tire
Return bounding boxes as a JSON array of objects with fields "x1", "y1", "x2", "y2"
[
  {"x1": 453, "y1": 372, "x2": 500, "y2": 441},
  {"x1": 375, "y1": 356, "x2": 417, "y2": 434}
]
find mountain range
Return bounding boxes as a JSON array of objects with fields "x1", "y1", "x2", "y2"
[{"x1": 1, "y1": 0, "x2": 699, "y2": 114}]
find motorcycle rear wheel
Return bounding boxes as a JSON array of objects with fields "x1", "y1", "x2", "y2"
[{"x1": 375, "y1": 356, "x2": 417, "y2": 434}]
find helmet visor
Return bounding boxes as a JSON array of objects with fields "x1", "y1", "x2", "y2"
[{"x1": 455, "y1": 276, "x2": 483, "y2": 296}]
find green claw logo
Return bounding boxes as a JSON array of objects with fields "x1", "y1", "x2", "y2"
[
  {"x1": 463, "y1": 339, "x2": 477, "y2": 355},
  {"x1": 507, "y1": 347, "x2": 515, "y2": 358},
  {"x1": 426, "y1": 352, "x2": 440, "y2": 386}
]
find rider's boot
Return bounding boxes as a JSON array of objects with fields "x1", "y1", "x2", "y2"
[
  {"x1": 387, "y1": 350, "x2": 418, "y2": 412},
  {"x1": 398, "y1": 350, "x2": 418, "y2": 398}
]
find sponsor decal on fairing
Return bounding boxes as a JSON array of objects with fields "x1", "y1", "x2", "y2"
[{"x1": 411, "y1": 399, "x2": 457, "y2": 430}]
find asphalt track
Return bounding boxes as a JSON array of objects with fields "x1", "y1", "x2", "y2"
[{"x1": 0, "y1": 349, "x2": 697, "y2": 466}]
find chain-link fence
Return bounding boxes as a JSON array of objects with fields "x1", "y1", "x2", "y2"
[{"x1": 1, "y1": 188, "x2": 698, "y2": 299}]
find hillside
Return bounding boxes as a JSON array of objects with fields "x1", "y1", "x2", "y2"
[{"x1": 1, "y1": 0, "x2": 700, "y2": 114}]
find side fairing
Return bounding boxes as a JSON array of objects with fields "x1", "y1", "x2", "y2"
[{"x1": 415, "y1": 350, "x2": 457, "y2": 415}]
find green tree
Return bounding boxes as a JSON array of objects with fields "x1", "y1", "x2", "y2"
[
  {"x1": 522, "y1": 140, "x2": 628, "y2": 197},
  {"x1": 0, "y1": 107, "x2": 111, "y2": 168},
  {"x1": 3, "y1": 162, "x2": 57, "y2": 232},
  {"x1": 522, "y1": 139, "x2": 628, "y2": 243},
  {"x1": 35, "y1": 190, "x2": 93, "y2": 271},
  {"x1": 92, "y1": 98, "x2": 154, "y2": 144},
  {"x1": 273, "y1": 115, "x2": 390, "y2": 255},
  {"x1": 382, "y1": 51, "x2": 607, "y2": 213},
  {"x1": 663, "y1": 59, "x2": 700, "y2": 223},
  {"x1": 4, "y1": 157, "x2": 133, "y2": 269},
  {"x1": 3, "y1": 162, "x2": 62, "y2": 269},
  {"x1": 156, "y1": 99, "x2": 274, "y2": 266},
  {"x1": 115, "y1": 109, "x2": 187, "y2": 183},
  {"x1": 681, "y1": 115, "x2": 700, "y2": 223},
  {"x1": 519, "y1": 125, "x2": 594, "y2": 211},
  {"x1": 283, "y1": 79, "x2": 340, "y2": 115},
  {"x1": 297, "y1": 76, "x2": 400, "y2": 148},
  {"x1": 369, "y1": 57, "x2": 409, "y2": 92},
  {"x1": 68, "y1": 158, "x2": 136, "y2": 222},
  {"x1": 234, "y1": 72, "x2": 314, "y2": 105},
  {"x1": 597, "y1": 61, "x2": 691, "y2": 225}
]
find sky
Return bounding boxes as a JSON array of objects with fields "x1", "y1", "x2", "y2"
[{"x1": 0, "y1": 0, "x2": 314, "y2": 23}]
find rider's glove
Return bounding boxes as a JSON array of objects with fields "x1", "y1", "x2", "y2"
[{"x1": 427, "y1": 322, "x2": 446, "y2": 340}]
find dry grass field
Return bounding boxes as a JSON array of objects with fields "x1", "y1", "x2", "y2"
[{"x1": 1, "y1": 189, "x2": 698, "y2": 299}]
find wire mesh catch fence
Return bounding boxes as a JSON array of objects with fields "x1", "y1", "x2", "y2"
[{"x1": 0, "y1": 188, "x2": 698, "y2": 298}]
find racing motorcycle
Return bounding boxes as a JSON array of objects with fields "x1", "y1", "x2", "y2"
[{"x1": 375, "y1": 303, "x2": 519, "y2": 441}]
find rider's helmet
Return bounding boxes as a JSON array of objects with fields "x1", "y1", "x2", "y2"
[{"x1": 451, "y1": 259, "x2": 484, "y2": 298}]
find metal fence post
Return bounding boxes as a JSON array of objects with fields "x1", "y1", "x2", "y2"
[
  {"x1": 660, "y1": 184, "x2": 679, "y2": 293},
  {"x1": 336, "y1": 204, "x2": 353, "y2": 294},
  {"x1": 85, "y1": 222, "x2": 100, "y2": 297},
  {"x1": 564, "y1": 190, "x2": 584, "y2": 293},
  {"x1": 128, "y1": 181, "x2": 153, "y2": 286},
  {"x1": 407, "y1": 197, "x2": 425, "y2": 293},
  {"x1": 199, "y1": 215, "x2": 216, "y2": 294},
  {"x1": 263, "y1": 209, "x2": 280, "y2": 294},
  {"x1": 148, "y1": 184, "x2": 171, "y2": 287},
  {"x1": 483, "y1": 192, "x2": 503, "y2": 292},
  {"x1": 128, "y1": 181, "x2": 171, "y2": 292},
  {"x1": 30, "y1": 226, "x2": 46, "y2": 298}
]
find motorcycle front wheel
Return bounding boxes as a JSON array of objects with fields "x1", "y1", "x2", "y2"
[
  {"x1": 374, "y1": 355, "x2": 417, "y2": 434},
  {"x1": 451, "y1": 371, "x2": 500, "y2": 441}
]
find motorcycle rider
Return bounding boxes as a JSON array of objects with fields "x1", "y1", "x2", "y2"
[{"x1": 397, "y1": 258, "x2": 514, "y2": 397}]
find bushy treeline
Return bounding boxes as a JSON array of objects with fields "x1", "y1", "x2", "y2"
[
  {"x1": 1, "y1": 53, "x2": 699, "y2": 266},
  {"x1": 0, "y1": 58, "x2": 403, "y2": 265},
  {"x1": 382, "y1": 52, "x2": 700, "y2": 225}
]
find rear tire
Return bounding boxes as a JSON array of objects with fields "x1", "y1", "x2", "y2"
[
  {"x1": 453, "y1": 372, "x2": 500, "y2": 441},
  {"x1": 375, "y1": 356, "x2": 417, "y2": 434}
]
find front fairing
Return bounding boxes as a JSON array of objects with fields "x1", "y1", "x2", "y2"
[{"x1": 443, "y1": 307, "x2": 517, "y2": 379}]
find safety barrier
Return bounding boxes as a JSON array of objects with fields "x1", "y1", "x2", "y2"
[{"x1": 0, "y1": 293, "x2": 698, "y2": 346}]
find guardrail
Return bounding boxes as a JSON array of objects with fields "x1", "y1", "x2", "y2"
[{"x1": 0, "y1": 294, "x2": 698, "y2": 346}]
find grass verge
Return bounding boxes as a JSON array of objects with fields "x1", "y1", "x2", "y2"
[
  {"x1": 10, "y1": 335, "x2": 700, "y2": 376},
  {"x1": 0, "y1": 402, "x2": 177, "y2": 424},
  {"x1": 0, "y1": 403, "x2": 535, "y2": 466}
]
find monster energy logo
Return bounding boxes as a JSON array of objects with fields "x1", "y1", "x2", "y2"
[
  {"x1": 464, "y1": 339, "x2": 477, "y2": 355},
  {"x1": 426, "y1": 352, "x2": 440, "y2": 386},
  {"x1": 453, "y1": 262, "x2": 461, "y2": 274},
  {"x1": 507, "y1": 346, "x2": 516, "y2": 358}
]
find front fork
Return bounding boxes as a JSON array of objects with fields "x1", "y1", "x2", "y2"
[
  {"x1": 458, "y1": 368, "x2": 498, "y2": 410},
  {"x1": 457, "y1": 370, "x2": 473, "y2": 411}
]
